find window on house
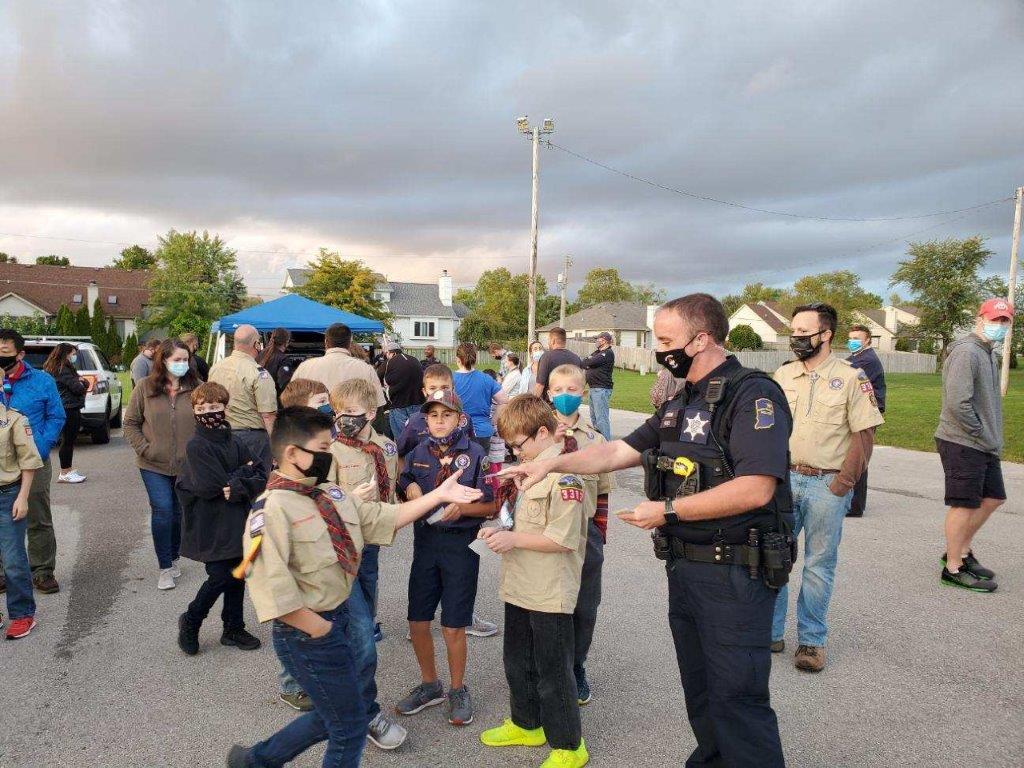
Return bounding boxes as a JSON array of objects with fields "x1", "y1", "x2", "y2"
[
  {"x1": 72, "y1": 293, "x2": 83, "y2": 303},
  {"x1": 413, "y1": 320, "x2": 436, "y2": 338},
  {"x1": 107, "y1": 295, "x2": 118, "y2": 305}
]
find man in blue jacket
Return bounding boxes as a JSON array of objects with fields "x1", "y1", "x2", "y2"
[
  {"x1": 0, "y1": 330, "x2": 65, "y2": 594},
  {"x1": 845, "y1": 324, "x2": 886, "y2": 517}
]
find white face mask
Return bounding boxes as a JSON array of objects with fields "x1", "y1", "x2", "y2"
[{"x1": 69, "y1": 354, "x2": 78, "y2": 364}]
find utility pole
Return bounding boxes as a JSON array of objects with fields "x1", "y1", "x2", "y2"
[
  {"x1": 1000, "y1": 186, "x2": 1022, "y2": 396},
  {"x1": 517, "y1": 116, "x2": 554, "y2": 346},
  {"x1": 558, "y1": 254, "x2": 573, "y2": 327}
]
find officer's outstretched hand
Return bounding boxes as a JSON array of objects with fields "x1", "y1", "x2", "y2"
[
  {"x1": 618, "y1": 500, "x2": 668, "y2": 530},
  {"x1": 496, "y1": 460, "x2": 550, "y2": 492},
  {"x1": 438, "y1": 469, "x2": 485, "y2": 505}
]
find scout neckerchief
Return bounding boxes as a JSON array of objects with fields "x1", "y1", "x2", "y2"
[
  {"x1": 561, "y1": 427, "x2": 608, "y2": 542},
  {"x1": 428, "y1": 442, "x2": 458, "y2": 488},
  {"x1": 266, "y1": 472, "x2": 359, "y2": 576},
  {"x1": 496, "y1": 480, "x2": 518, "y2": 530},
  {"x1": 335, "y1": 435, "x2": 390, "y2": 502}
]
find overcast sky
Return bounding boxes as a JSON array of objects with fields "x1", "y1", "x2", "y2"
[{"x1": 0, "y1": 1, "x2": 1021, "y2": 302}]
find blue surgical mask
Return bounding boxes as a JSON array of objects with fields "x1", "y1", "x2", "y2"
[
  {"x1": 317, "y1": 403, "x2": 335, "y2": 418},
  {"x1": 167, "y1": 361, "x2": 190, "y2": 378},
  {"x1": 983, "y1": 323, "x2": 1008, "y2": 343},
  {"x1": 531, "y1": 351, "x2": 543, "y2": 362},
  {"x1": 847, "y1": 339, "x2": 863, "y2": 353},
  {"x1": 69, "y1": 353, "x2": 78, "y2": 364},
  {"x1": 552, "y1": 393, "x2": 583, "y2": 416}
]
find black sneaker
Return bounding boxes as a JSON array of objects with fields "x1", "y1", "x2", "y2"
[
  {"x1": 178, "y1": 613, "x2": 200, "y2": 655},
  {"x1": 941, "y1": 551, "x2": 996, "y2": 581},
  {"x1": 941, "y1": 566, "x2": 997, "y2": 593},
  {"x1": 226, "y1": 744, "x2": 253, "y2": 767},
  {"x1": 221, "y1": 628, "x2": 262, "y2": 650}
]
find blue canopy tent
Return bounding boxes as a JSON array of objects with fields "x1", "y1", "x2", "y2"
[{"x1": 209, "y1": 294, "x2": 385, "y2": 361}]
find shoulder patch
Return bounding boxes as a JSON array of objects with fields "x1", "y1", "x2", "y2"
[
  {"x1": 856, "y1": 369, "x2": 869, "y2": 381},
  {"x1": 829, "y1": 377, "x2": 844, "y2": 390},
  {"x1": 754, "y1": 398, "x2": 775, "y2": 430},
  {"x1": 249, "y1": 511, "x2": 265, "y2": 536},
  {"x1": 327, "y1": 486, "x2": 345, "y2": 501},
  {"x1": 24, "y1": 424, "x2": 33, "y2": 436},
  {"x1": 558, "y1": 474, "x2": 584, "y2": 503},
  {"x1": 382, "y1": 440, "x2": 397, "y2": 457},
  {"x1": 257, "y1": 368, "x2": 270, "y2": 379},
  {"x1": 455, "y1": 453, "x2": 471, "y2": 470},
  {"x1": 252, "y1": 498, "x2": 266, "y2": 511},
  {"x1": 557, "y1": 474, "x2": 584, "y2": 490}
]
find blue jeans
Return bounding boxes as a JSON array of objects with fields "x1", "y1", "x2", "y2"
[
  {"x1": 357, "y1": 544, "x2": 380, "y2": 620},
  {"x1": 253, "y1": 605, "x2": 367, "y2": 768},
  {"x1": 139, "y1": 470, "x2": 181, "y2": 570},
  {"x1": 772, "y1": 471, "x2": 852, "y2": 646},
  {"x1": 388, "y1": 406, "x2": 418, "y2": 443},
  {"x1": 0, "y1": 482, "x2": 35, "y2": 620},
  {"x1": 588, "y1": 388, "x2": 612, "y2": 440}
]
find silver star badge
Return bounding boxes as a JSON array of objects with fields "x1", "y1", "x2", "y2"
[{"x1": 683, "y1": 413, "x2": 709, "y2": 441}]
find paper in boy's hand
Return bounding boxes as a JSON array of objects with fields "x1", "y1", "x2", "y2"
[
  {"x1": 614, "y1": 509, "x2": 635, "y2": 518},
  {"x1": 468, "y1": 538, "x2": 493, "y2": 556},
  {"x1": 426, "y1": 507, "x2": 446, "y2": 525}
]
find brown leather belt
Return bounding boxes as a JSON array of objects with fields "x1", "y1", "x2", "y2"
[{"x1": 789, "y1": 464, "x2": 838, "y2": 477}]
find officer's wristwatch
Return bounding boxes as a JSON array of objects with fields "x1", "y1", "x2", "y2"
[{"x1": 663, "y1": 498, "x2": 679, "y2": 524}]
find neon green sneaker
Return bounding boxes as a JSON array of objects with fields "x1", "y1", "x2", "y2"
[
  {"x1": 480, "y1": 718, "x2": 547, "y2": 747},
  {"x1": 539, "y1": 739, "x2": 589, "y2": 767}
]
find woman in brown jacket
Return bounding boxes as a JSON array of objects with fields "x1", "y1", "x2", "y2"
[{"x1": 123, "y1": 339, "x2": 200, "y2": 591}]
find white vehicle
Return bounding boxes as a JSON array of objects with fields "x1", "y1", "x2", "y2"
[{"x1": 23, "y1": 336, "x2": 124, "y2": 444}]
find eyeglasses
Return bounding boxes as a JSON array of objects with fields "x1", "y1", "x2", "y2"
[{"x1": 509, "y1": 431, "x2": 538, "y2": 453}]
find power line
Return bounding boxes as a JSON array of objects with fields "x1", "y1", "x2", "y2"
[{"x1": 546, "y1": 141, "x2": 1013, "y2": 223}]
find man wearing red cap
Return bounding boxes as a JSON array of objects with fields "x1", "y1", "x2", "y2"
[{"x1": 935, "y1": 297, "x2": 1014, "y2": 592}]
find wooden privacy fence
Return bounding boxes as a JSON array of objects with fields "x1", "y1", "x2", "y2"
[{"x1": 564, "y1": 340, "x2": 937, "y2": 375}]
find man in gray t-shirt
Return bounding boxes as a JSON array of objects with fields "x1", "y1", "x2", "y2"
[
  {"x1": 130, "y1": 340, "x2": 159, "y2": 385},
  {"x1": 532, "y1": 327, "x2": 582, "y2": 401},
  {"x1": 935, "y1": 298, "x2": 1014, "y2": 593}
]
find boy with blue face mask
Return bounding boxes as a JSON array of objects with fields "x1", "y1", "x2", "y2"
[
  {"x1": 547, "y1": 364, "x2": 613, "y2": 705},
  {"x1": 845, "y1": 326, "x2": 886, "y2": 518}
]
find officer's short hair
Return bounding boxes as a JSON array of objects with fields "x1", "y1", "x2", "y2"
[
  {"x1": 792, "y1": 303, "x2": 838, "y2": 335},
  {"x1": 496, "y1": 394, "x2": 557, "y2": 443},
  {"x1": 331, "y1": 379, "x2": 378, "y2": 414},
  {"x1": 423, "y1": 363, "x2": 453, "y2": 385},
  {"x1": 191, "y1": 381, "x2": 229, "y2": 407},
  {"x1": 0, "y1": 328, "x2": 25, "y2": 352},
  {"x1": 848, "y1": 324, "x2": 871, "y2": 341},
  {"x1": 660, "y1": 294, "x2": 730, "y2": 343},
  {"x1": 271, "y1": 406, "x2": 334, "y2": 461},
  {"x1": 324, "y1": 323, "x2": 352, "y2": 350},
  {"x1": 549, "y1": 364, "x2": 585, "y2": 389},
  {"x1": 548, "y1": 327, "x2": 567, "y2": 344},
  {"x1": 280, "y1": 378, "x2": 328, "y2": 409}
]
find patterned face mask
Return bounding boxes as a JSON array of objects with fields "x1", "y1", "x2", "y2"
[
  {"x1": 195, "y1": 410, "x2": 228, "y2": 429},
  {"x1": 335, "y1": 414, "x2": 369, "y2": 439}
]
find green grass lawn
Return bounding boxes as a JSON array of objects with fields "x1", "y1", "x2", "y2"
[{"x1": 606, "y1": 368, "x2": 1024, "y2": 464}]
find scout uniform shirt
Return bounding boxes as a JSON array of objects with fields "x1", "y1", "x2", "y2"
[
  {"x1": 0, "y1": 403, "x2": 43, "y2": 484},
  {"x1": 499, "y1": 443, "x2": 587, "y2": 614},
  {"x1": 209, "y1": 350, "x2": 278, "y2": 430},
  {"x1": 774, "y1": 354, "x2": 884, "y2": 470},
  {"x1": 562, "y1": 415, "x2": 614, "y2": 517},
  {"x1": 241, "y1": 477, "x2": 398, "y2": 623},
  {"x1": 292, "y1": 348, "x2": 387, "y2": 408},
  {"x1": 328, "y1": 429, "x2": 399, "y2": 502}
]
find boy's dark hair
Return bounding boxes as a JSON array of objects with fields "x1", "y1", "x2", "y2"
[
  {"x1": 792, "y1": 302, "x2": 838, "y2": 335},
  {"x1": 191, "y1": 381, "x2": 230, "y2": 406},
  {"x1": 324, "y1": 323, "x2": 352, "y2": 350},
  {"x1": 659, "y1": 293, "x2": 730, "y2": 344},
  {"x1": 0, "y1": 328, "x2": 25, "y2": 352},
  {"x1": 270, "y1": 406, "x2": 334, "y2": 461}
]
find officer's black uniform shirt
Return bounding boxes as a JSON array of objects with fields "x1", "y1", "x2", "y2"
[
  {"x1": 581, "y1": 347, "x2": 615, "y2": 390},
  {"x1": 623, "y1": 356, "x2": 792, "y2": 541}
]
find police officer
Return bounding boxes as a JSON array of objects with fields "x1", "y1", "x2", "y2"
[
  {"x1": 502, "y1": 294, "x2": 790, "y2": 768},
  {"x1": 208, "y1": 324, "x2": 277, "y2": 473}
]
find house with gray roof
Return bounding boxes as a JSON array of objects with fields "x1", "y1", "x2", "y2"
[
  {"x1": 282, "y1": 268, "x2": 468, "y2": 349},
  {"x1": 538, "y1": 301, "x2": 656, "y2": 348}
]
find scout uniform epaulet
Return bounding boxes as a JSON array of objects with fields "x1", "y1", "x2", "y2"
[{"x1": 232, "y1": 498, "x2": 267, "y2": 579}]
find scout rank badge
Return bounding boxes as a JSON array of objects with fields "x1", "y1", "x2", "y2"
[
  {"x1": 558, "y1": 475, "x2": 584, "y2": 503},
  {"x1": 754, "y1": 398, "x2": 775, "y2": 430},
  {"x1": 680, "y1": 407, "x2": 711, "y2": 444},
  {"x1": 454, "y1": 454, "x2": 471, "y2": 470},
  {"x1": 232, "y1": 500, "x2": 267, "y2": 579}
]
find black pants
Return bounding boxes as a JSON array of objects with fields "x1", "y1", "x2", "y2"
[
  {"x1": 847, "y1": 469, "x2": 867, "y2": 517},
  {"x1": 185, "y1": 559, "x2": 245, "y2": 632},
  {"x1": 58, "y1": 408, "x2": 81, "y2": 470},
  {"x1": 503, "y1": 602, "x2": 581, "y2": 751},
  {"x1": 667, "y1": 558, "x2": 784, "y2": 768},
  {"x1": 573, "y1": 520, "x2": 604, "y2": 673}
]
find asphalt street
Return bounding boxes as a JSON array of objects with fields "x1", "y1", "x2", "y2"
[{"x1": 2, "y1": 408, "x2": 1022, "y2": 768}]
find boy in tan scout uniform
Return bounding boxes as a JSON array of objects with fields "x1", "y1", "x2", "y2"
[
  {"x1": 0, "y1": 398, "x2": 43, "y2": 640},
  {"x1": 227, "y1": 406, "x2": 482, "y2": 768},
  {"x1": 479, "y1": 395, "x2": 590, "y2": 768},
  {"x1": 547, "y1": 364, "x2": 612, "y2": 706}
]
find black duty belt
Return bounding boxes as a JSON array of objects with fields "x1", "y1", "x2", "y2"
[{"x1": 668, "y1": 537, "x2": 761, "y2": 567}]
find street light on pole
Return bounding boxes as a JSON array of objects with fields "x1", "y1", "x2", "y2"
[{"x1": 517, "y1": 115, "x2": 554, "y2": 347}]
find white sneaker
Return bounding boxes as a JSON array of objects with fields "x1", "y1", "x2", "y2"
[
  {"x1": 58, "y1": 471, "x2": 87, "y2": 483},
  {"x1": 170, "y1": 560, "x2": 182, "y2": 579},
  {"x1": 158, "y1": 569, "x2": 176, "y2": 590},
  {"x1": 466, "y1": 614, "x2": 498, "y2": 638}
]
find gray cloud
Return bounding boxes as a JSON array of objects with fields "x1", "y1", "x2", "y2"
[{"x1": 0, "y1": 0, "x2": 1021, "y2": 300}]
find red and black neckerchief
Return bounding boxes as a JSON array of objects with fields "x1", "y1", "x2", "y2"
[
  {"x1": 335, "y1": 435, "x2": 391, "y2": 502},
  {"x1": 266, "y1": 472, "x2": 359, "y2": 575}
]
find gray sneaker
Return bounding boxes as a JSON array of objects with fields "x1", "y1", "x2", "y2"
[
  {"x1": 395, "y1": 680, "x2": 445, "y2": 716},
  {"x1": 466, "y1": 614, "x2": 498, "y2": 638},
  {"x1": 367, "y1": 712, "x2": 408, "y2": 750},
  {"x1": 447, "y1": 685, "x2": 473, "y2": 726}
]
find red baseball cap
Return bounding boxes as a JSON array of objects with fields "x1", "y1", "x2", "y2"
[{"x1": 979, "y1": 298, "x2": 1014, "y2": 321}]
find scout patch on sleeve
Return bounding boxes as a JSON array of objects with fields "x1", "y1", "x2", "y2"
[
  {"x1": 860, "y1": 381, "x2": 874, "y2": 393},
  {"x1": 856, "y1": 368, "x2": 869, "y2": 380},
  {"x1": 383, "y1": 440, "x2": 397, "y2": 457},
  {"x1": 558, "y1": 474, "x2": 584, "y2": 502},
  {"x1": 455, "y1": 453, "x2": 471, "y2": 470},
  {"x1": 24, "y1": 424, "x2": 32, "y2": 436},
  {"x1": 754, "y1": 398, "x2": 775, "y2": 430},
  {"x1": 249, "y1": 511, "x2": 266, "y2": 536},
  {"x1": 829, "y1": 377, "x2": 844, "y2": 390},
  {"x1": 327, "y1": 486, "x2": 346, "y2": 501},
  {"x1": 257, "y1": 366, "x2": 270, "y2": 380},
  {"x1": 458, "y1": 414, "x2": 469, "y2": 429}
]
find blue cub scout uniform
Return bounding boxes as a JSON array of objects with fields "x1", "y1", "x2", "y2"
[{"x1": 398, "y1": 433, "x2": 493, "y2": 530}]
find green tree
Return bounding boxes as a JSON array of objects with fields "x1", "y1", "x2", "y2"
[
  {"x1": 290, "y1": 249, "x2": 391, "y2": 326},
  {"x1": 727, "y1": 324, "x2": 763, "y2": 351},
  {"x1": 112, "y1": 244, "x2": 156, "y2": 271},
  {"x1": 89, "y1": 298, "x2": 108, "y2": 351},
  {"x1": 0, "y1": 313, "x2": 46, "y2": 334},
  {"x1": 121, "y1": 332, "x2": 139, "y2": 366},
  {"x1": 103, "y1": 315, "x2": 121, "y2": 362},
  {"x1": 720, "y1": 283, "x2": 793, "y2": 317},
  {"x1": 36, "y1": 254, "x2": 70, "y2": 266},
  {"x1": 457, "y1": 268, "x2": 558, "y2": 348},
  {"x1": 890, "y1": 236, "x2": 994, "y2": 355},
  {"x1": 74, "y1": 305, "x2": 91, "y2": 335},
  {"x1": 791, "y1": 270, "x2": 882, "y2": 336},
  {"x1": 143, "y1": 230, "x2": 247, "y2": 338},
  {"x1": 53, "y1": 305, "x2": 76, "y2": 335},
  {"x1": 571, "y1": 267, "x2": 666, "y2": 313},
  {"x1": 0, "y1": 253, "x2": 17, "y2": 263}
]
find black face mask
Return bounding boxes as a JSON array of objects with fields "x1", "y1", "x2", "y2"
[
  {"x1": 655, "y1": 333, "x2": 701, "y2": 379},
  {"x1": 294, "y1": 445, "x2": 333, "y2": 485},
  {"x1": 789, "y1": 331, "x2": 827, "y2": 361},
  {"x1": 195, "y1": 411, "x2": 228, "y2": 430},
  {"x1": 0, "y1": 355, "x2": 19, "y2": 372},
  {"x1": 336, "y1": 414, "x2": 369, "y2": 439}
]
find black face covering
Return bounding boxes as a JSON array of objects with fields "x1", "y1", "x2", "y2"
[
  {"x1": 789, "y1": 331, "x2": 827, "y2": 361},
  {"x1": 0, "y1": 355, "x2": 19, "y2": 372},
  {"x1": 294, "y1": 445, "x2": 333, "y2": 485},
  {"x1": 195, "y1": 410, "x2": 228, "y2": 430},
  {"x1": 655, "y1": 333, "x2": 702, "y2": 379},
  {"x1": 336, "y1": 414, "x2": 369, "y2": 439}
]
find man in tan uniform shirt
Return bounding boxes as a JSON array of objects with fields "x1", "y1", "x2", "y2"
[
  {"x1": 292, "y1": 323, "x2": 386, "y2": 408},
  {"x1": 208, "y1": 324, "x2": 278, "y2": 472},
  {"x1": 771, "y1": 302, "x2": 883, "y2": 673}
]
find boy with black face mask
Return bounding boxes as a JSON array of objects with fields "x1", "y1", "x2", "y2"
[{"x1": 175, "y1": 382, "x2": 267, "y2": 656}]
